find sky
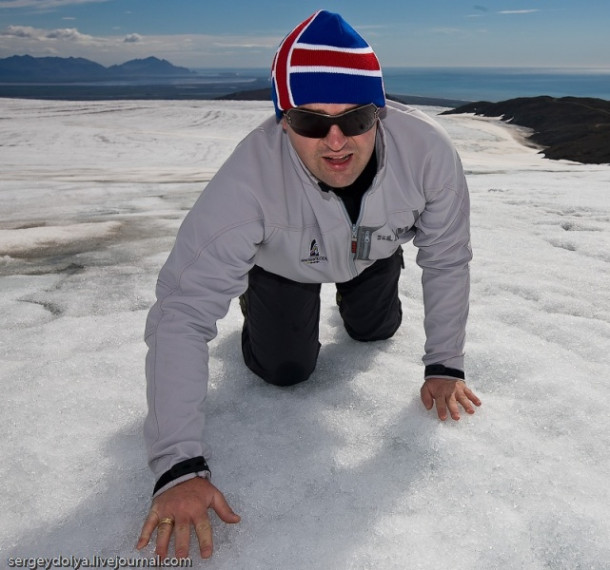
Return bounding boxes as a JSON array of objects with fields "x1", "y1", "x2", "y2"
[
  {"x1": 0, "y1": 0, "x2": 609, "y2": 69},
  {"x1": 1, "y1": 98, "x2": 609, "y2": 567}
]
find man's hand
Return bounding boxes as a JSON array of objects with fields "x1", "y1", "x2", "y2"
[
  {"x1": 421, "y1": 378, "x2": 481, "y2": 421},
  {"x1": 137, "y1": 477, "x2": 241, "y2": 560}
]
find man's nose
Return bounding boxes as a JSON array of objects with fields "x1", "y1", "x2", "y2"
[{"x1": 323, "y1": 124, "x2": 348, "y2": 149}]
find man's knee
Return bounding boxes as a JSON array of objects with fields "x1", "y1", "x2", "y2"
[
  {"x1": 261, "y1": 361, "x2": 315, "y2": 387},
  {"x1": 242, "y1": 324, "x2": 320, "y2": 386},
  {"x1": 343, "y1": 303, "x2": 402, "y2": 342}
]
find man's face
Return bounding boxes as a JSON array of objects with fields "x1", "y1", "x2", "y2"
[{"x1": 282, "y1": 103, "x2": 378, "y2": 188}]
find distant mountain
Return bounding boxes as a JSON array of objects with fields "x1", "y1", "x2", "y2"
[
  {"x1": 0, "y1": 55, "x2": 106, "y2": 82},
  {"x1": 107, "y1": 56, "x2": 194, "y2": 78},
  {"x1": 0, "y1": 55, "x2": 194, "y2": 82}
]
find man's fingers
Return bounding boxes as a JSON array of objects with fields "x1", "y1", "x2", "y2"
[
  {"x1": 456, "y1": 385, "x2": 481, "y2": 414},
  {"x1": 136, "y1": 478, "x2": 241, "y2": 560},
  {"x1": 420, "y1": 384, "x2": 434, "y2": 410},
  {"x1": 447, "y1": 395, "x2": 461, "y2": 421},
  {"x1": 465, "y1": 386, "x2": 482, "y2": 407},
  {"x1": 435, "y1": 397, "x2": 448, "y2": 421},
  {"x1": 137, "y1": 510, "x2": 160, "y2": 550},
  {"x1": 460, "y1": 398, "x2": 474, "y2": 414},
  {"x1": 211, "y1": 490, "x2": 241, "y2": 524},
  {"x1": 422, "y1": 379, "x2": 482, "y2": 421},
  {"x1": 457, "y1": 391, "x2": 475, "y2": 414},
  {"x1": 173, "y1": 520, "x2": 192, "y2": 560},
  {"x1": 195, "y1": 518, "x2": 214, "y2": 559},
  {"x1": 154, "y1": 518, "x2": 174, "y2": 559}
]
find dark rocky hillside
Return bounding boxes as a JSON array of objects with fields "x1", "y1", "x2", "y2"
[{"x1": 442, "y1": 96, "x2": 610, "y2": 164}]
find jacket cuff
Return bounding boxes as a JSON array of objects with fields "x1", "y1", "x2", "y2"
[
  {"x1": 424, "y1": 364, "x2": 465, "y2": 381},
  {"x1": 153, "y1": 456, "x2": 211, "y2": 496}
]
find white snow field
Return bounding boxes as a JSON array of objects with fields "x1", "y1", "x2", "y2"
[{"x1": 1, "y1": 98, "x2": 609, "y2": 569}]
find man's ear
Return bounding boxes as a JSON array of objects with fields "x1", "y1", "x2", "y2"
[{"x1": 280, "y1": 116, "x2": 288, "y2": 132}]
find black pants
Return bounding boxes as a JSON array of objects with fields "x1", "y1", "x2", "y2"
[{"x1": 241, "y1": 248, "x2": 404, "y2": 387}]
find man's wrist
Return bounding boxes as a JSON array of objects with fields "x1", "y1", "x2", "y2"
[
  {"x1": 153, "y1": 456, "x2": 211, "y2": 496},
  {"x1": 424, "y1": 364, "x2": 465, "y2": 381}
]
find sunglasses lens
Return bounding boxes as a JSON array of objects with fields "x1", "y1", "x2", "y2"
[
  {"x1": 340, "y1": 106, "x2": 378, "y2": 136},
  {"x1": 286, "y1": 105, "x2": 378, "y2": 138},
  {"x1": 289, "y1": 114, "x2": 329, "y2": 138}
]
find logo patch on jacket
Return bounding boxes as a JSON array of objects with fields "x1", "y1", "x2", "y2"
[
  {"x1": 301, "y1": 239, "x2": 328, "y2": 264},
  {"x1": 377, "y1": 226, "x2": 412, "y2": 242}
]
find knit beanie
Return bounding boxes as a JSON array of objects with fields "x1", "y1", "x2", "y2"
[{"x1": 271, "y1": 10, "x2": 386, "y2": 119}]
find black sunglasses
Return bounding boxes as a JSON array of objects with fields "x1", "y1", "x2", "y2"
[{"x1": 284, "y1": 104, "x2": 380, "y2": 138}]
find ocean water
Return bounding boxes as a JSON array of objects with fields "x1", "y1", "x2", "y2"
[
  {"x1": 2, "y1": 66, "x2": 608, "y2": 103},
  {"x1": 382, "y1": 67, "x2": 610, "y2": 102},
  {"x1": 195, "y1": 66, "x2": 610, "y2": 102}
]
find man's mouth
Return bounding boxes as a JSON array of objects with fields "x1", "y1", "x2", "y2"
[{"x1": 324, "y1": 154, "x2": 352, "y2": 165}]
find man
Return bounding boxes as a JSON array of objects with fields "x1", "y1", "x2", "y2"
[{"x1": 137, "y1": 10, "x2": 481, "y2": 560}]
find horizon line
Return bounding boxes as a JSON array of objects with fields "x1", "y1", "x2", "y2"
[{"x1": 2, "y1": 54, "x2": 610, "y2": 74}]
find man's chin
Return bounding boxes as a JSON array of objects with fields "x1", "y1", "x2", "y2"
[{"x1": 317, "y1": 169, "x2": 360, "y2": 188}]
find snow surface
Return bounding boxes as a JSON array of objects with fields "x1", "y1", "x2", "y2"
[{"x1": 1, "y1": 99, "x2": 609, "y2": 569}]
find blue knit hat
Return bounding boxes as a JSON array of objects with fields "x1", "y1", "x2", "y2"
[{"x1": 271, "y1": 10, "x2": 386, "y2": 119}]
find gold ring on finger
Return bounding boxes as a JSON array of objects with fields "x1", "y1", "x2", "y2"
[{"x1": 158, "y1": 517, "x2": 175, "y2": 527}]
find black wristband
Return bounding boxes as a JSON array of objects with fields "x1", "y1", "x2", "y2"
[
  {"x1": 153, "y1": 456, "x2": 211, "y2": 495},
  {"x1": 425, "y1": 364, "x2": 465, "y2": 380}
]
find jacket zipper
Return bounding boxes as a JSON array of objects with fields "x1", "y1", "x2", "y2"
[
  {"x1": 352, "y1": 188, "x2": 372, "y2": 258},
  {"x1": 329, "y1": 193, "x2": 358, "y2": 277},
  {"x1": 331, "y1": 182, "x2": 375, "y2": 275}
]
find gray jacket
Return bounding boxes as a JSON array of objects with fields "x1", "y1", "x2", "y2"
[{"x1": 144, "y1": 100, "x2": 472, "y2": 482}]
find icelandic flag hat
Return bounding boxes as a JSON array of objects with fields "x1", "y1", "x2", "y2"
[{"x1": 271, "y1": 10, "x2": 386, "y2": 119}]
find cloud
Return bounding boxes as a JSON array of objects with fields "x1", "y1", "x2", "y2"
[
  {"x1": 498, "y1": 9, "x2": 539, "y2": 15},
  {"x1": 45, "y1": 27, "x2": 91, "y2": 41},
  {"x1": 1, "y1": 24, "x2": 35, "y2": 38},
  {"x1": 474, "y1": 5, "x2": 488, "y2": 12},
  {"x1": 1, "y1": 24, "x2": 94, "y2": 43},
  {"x1": 123, "y1": 33, "x2": 142, "y2": 44}
]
